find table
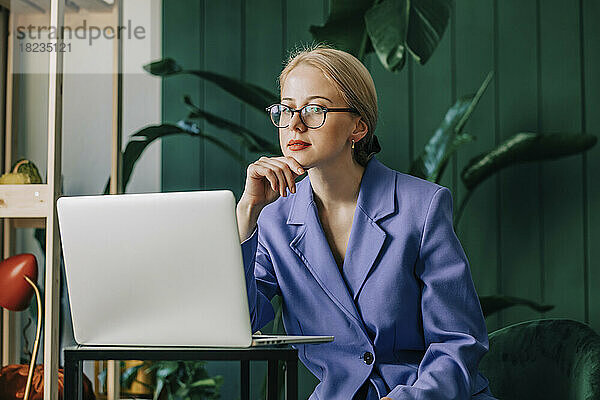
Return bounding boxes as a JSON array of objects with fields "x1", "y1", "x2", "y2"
[{"x1": 63, "y1": 345, "x2": 299, "y2": 400}]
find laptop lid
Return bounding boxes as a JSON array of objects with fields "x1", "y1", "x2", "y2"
[{"x1": 57, "y1": 190, "x2": 254, "y2": 347}]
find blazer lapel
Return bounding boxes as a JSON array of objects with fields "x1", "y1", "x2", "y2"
[
  {"x1": 287, "y1": 157, "x2": 397, "y2": 322},
  {"x1": 342, "y1": 208, "x2": 387, "y2": 301},
  {"x1": 343, "y1": 157, "x2": 397, "y2": 302},
  {"x1": 288, "y1": 178, "x2": 363, "y2": 325}
]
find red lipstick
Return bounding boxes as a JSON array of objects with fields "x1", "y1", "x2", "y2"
[{"x1": 288, "y1": 140, "x2": 311, "y2": 151}]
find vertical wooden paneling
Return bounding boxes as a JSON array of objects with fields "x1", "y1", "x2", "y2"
[
  {"x1": 411, "y1": 16, "x2": 453, "y2": 191},
  {"x1": 203, "y1": 0, "x2": 244, "y2": 197},
  {"x1": 285, "y1": 0, "x2": 325, "y2": 52},
  {"x1": 245, "y1": 0, "x2": 282, "y2": 167},
  {"x1": 453, "y1": 0, "x2": 499, "y2": 331},
  {"x1": 161, "y1": 0, "x2": 203, "y2": 191},
  {"x1": 368, "y1": 55, "x2": 410, "y2": 173},
  {"x1": 539, "y1": 0, "x2": 585, "y2": 321},
  {"x1": 497, "y1": 0, "x2": 543, "y2": 327},
  {"x1": 244, "y1": 3, "x2": 283, "y2": 397},
  {"x1": 202, "y1": 0, "x2": 246, "y2": 399},
  {"x1": 583, "y1": 0, "x2": 600, "y2": 334}
]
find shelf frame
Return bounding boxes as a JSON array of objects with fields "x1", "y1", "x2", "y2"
[
  {"x1": 43, "y1": 0, "x2": 65, "y2": 398},
  {"x1": 0, "y1": 0, "x2": 64, "y2": 399},
  {"x1": 1, "y1": 1, "x2": 124, "y2": 398}
]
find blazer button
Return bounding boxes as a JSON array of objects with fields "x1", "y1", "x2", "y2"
[{"x1": 363, "y1": 351, "x2": 374, "y2": 365}]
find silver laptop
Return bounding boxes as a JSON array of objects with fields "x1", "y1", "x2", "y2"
[{"x1": 57, "y1": 190, "x2": 333, "y2": 347}]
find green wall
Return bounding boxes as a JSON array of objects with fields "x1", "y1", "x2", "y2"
[{"x1": 162, "y1": 0, "x2": 600, "y2": 397}]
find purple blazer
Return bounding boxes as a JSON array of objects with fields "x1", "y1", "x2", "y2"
[{"x1": 241, "y1": 156, "x2": 496, "y2": 400}]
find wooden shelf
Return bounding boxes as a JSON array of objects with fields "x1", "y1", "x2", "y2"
[
  {"x1": 12, "y1": 218, "x2": 46, "y2": 229},
  {"x1": 2, "y1": 0, "x2": 124, "y2": 398},
  {"x1": 0, "y1": 184, "x2": 50, "y2": 217},
  {"x1": 1, "y1": 1, "x2": 68, "y2": 399}
]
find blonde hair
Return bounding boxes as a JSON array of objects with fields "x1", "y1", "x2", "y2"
[{"x1": 279, "y1": 43, "x2": 381, "y2": 166}]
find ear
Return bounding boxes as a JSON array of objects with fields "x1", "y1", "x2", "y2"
[{"x1": 351, "y1": 117, "x2": 369, "y2": 143}]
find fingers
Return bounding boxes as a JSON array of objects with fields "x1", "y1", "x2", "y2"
[
  {"x1": 260, "y1": 158, "x2": 298, "y2": 196},
  {"x1": 248, "y1": 163, "x2": 279, "y2": 193},
  {"x1": 251, "y1": 156, "x2": 305, "y2": 198},
  {"x1": 255, "y1": 158, "x2": 285, "y2": 197},
  {"x1": 280, "y1": 157, "x2": 305, "y2": 176}
]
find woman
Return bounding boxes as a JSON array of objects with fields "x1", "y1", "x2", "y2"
[{"x1": 236, "y1": 44, "x2": 496, "y2": 400}]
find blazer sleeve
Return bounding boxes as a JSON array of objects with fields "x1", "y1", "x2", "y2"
[
  {"x1": 386, "y1": 187, "x2": 489, "y2": 400},
  {"x1": 240, "y1": 226, "x2": 278, "y2": 332}
]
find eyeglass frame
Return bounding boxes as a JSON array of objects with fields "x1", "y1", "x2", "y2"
[{"x1": 265, "y1": 103, "x2": 359, "y2": 129}]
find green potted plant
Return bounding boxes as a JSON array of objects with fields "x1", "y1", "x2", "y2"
[{"x1": 98, "y1": 360, "x2": 223, "y2": 400}]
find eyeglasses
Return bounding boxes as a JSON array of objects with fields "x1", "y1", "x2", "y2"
[{"x1": 265, "y1": 103, "x2": 359, "y2": 129}]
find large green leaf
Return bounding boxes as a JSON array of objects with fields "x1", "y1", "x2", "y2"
[
  {"x1": 183, "y1": 95, "x2": 280, "y2": 155},
  {"x1": 153, "y1": 378, "x2": 164, "y2": 400},
  {"x1": 103, "y1": 122, "x2": 247, "y2": 194},
  {"x1": 151, "y1": 361, "x2": 179, "y2": 379},
  {"x1": 409, "y1": 72, "x2": 492, "y2": 182},
  {"x1": 143, "y1": 58, "x2": 278, "y2": 112},
  {"x1": 365, "y1": 0, "x2": 410, "y2": 72},
  {"x1": 143, "y1": 57, "x2": 182, "y2": 75},
  {"x1": 121, "y1": 363, "x2": 145, "y2": 388},
  {"x1": 409, "y1": 100, "x2": 471, "y2": 181},
  {"x1": 479, "y1": 295, "x2": 554, "y2": 318},
  {"x1": 311, "y1": 0, "x2": 452, "y2": 71},
  {"x1": 138, "y1": 361, "x2": 222, "y2": 400},
  {"x1": 406, "y1": 0, "x2": 453, "y2": 64},
  {"x1": 309, "y1": 0, "x2": 375, "y2": 59},
  {"x1": 461, "y1": 132, "x2": 598, "y2": 191}
]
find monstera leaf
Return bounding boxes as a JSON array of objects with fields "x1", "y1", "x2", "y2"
[
  {"x1": 365, "y1": 0, "x2": 410, "y2": 71},
  {"x1": 309, "y1": 0, "x2": 375, "y2": 59},
  {"x1": 144, "y1": 58, "x2": 278, "y2": 111},
  {"x1": 311, "y1": 0, "x2": 453, "y2": 71},
  {"x1": 409, "y1": 72, "x2": 492, "y2": 182},
  {"x1": 461, "y1": 132, "x2": 598, "y2": 191},
  {"x1": 405, "y1": 0, "x2": 453, "y2": 64}
]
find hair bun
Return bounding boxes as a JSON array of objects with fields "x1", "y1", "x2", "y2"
[{"x1": 366, "y1": 134, "x2": 381, "y2": 162}]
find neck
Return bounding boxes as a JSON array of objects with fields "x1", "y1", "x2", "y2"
[{"x1": 308, "y1": 155, "x2": 366, "y2": 212}]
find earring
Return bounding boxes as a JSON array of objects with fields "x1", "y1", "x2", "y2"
[{"x1": 351, "y1": 140, "x2": 355, "y2": 150}]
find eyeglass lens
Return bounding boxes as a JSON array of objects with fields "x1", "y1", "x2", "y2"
[{"x1": 269, "y1": 104, "x2": 325, "y2": 128}]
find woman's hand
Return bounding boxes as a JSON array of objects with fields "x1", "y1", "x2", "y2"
[
  {"x1": 236, "y1": 156, "x2": 305, "y2": 242},
  {"x1": 240, "y1": 156, "x2": 305, "y2": 209}
]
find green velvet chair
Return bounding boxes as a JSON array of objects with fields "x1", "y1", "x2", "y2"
[{"x1": 479, "y1": 319, "x2": 600, "y2": 400}]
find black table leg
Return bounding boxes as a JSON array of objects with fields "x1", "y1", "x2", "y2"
[
  {"x1": 64, "y1": 352, "x2": 80, "y2": 400},
  {"x1": 285, "y1": 359, "x2": 298, "y2": 400},
  {"x1": 240, "y1": 360, "x2": 250, "y2": 400},
  {"x1": 267, "y1": 359, "x2": 278, "y2": 400},
  {"x1": 77, "y1": 361, "x2": 83, "y2": 400}
]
